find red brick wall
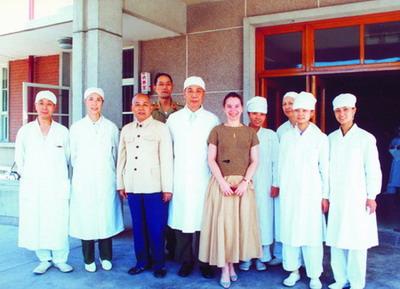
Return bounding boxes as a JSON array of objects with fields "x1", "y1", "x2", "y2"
[{"x1": 8, "y1": 55, "x2": 59, "y2": 142}]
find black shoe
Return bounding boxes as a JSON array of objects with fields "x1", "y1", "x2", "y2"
[
  {"x1": 153, "y1": 268, "x2": 167, "y2": 278},
  {"x1": 178, "y1": 262, "x2": 194, "y2": 277},
  {"x1": 128, "y1": 265, "x2": 150, "y2": 275},
  {"x1": 200, "y1": 265, "x2": 215, "y2": 279}
]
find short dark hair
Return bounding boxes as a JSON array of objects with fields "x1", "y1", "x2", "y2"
[
  {"x1": 154, "y1": 73, "x2": 173, "y2": 85},
  {"x1": 223, "y1": 92, "x2": 243, "y2": 107}
]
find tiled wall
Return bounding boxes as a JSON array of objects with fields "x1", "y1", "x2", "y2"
[
  {"x1": 140, "y1": 0, "x2": 371, "y2": 119},
  {"x1": 8, "y1": 55, "x2": 59, "y2": 141}
]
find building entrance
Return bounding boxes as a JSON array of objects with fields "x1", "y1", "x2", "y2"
[{"x1": 262, "y1": 70, "x2": 400, "y2": 229}]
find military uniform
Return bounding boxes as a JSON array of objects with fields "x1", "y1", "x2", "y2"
[{"x1": 152, "y1": 100, "x2": 183, "y2": 123}]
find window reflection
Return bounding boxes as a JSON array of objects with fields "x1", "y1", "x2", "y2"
[
  {"x1": 365, "y1": 21, "x2": 400, "y2": 64},
  {"x1": 264, "y1": 32, "x2": 302, "y2": 70},
  {"x1": 314, "y1": 26, "x2": 360, "y2": 67}
]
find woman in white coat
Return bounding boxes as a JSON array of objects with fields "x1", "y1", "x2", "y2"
[
  {"x1": 69, "y1": 88, "x2": 124, "y2": 272},
  {"x1": 239, "y1": 96, "x2": 279, "y2": 272},
  {"x1": 326, "y1": 93, "x2": 382, "y2": 289},
  {"x1": 15, "y1": 90, "x2": 73, "y2": 275},
  {"x1": 278, "y1": 92, "x2": 329, "y2": 289}
]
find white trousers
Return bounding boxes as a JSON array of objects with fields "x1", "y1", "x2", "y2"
[
  {"x1": 35, "y1": 249, "x2": 69, "y2": 264},
  {"x1": 260, "y1": 245, "x2": 272, "y2": 262},
  {"x1": 273, "y1": 241, "x2": 282, "y2": 259},
  {"x1": 330, "y1": 247, "x2": 367, "y2": 289},
  {"x1": 283, "y1": 244, "x2": 323, "y2": 279}
]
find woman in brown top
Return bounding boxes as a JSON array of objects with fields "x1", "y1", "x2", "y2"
[{"x1": 199, "y1": 92, "x2": 261, "y2": 288}]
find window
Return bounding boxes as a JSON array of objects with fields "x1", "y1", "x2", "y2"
[
  {"x1": 264, "y1": 32, "x2": 302, "y2": 70},
  {"x1": 314, "y1": 26, "x2": 360, "y2": 67},
  {"x1": 256, "y1": 12, "x2": 400, "y2": 76},
  {"x1": 0, "y1": 67, "x2": 8, "y2": 142},
  {"x1": 122, "y1": 47, "x2": 135, "y2": 126},
  {"x1": 365, "y1": 21, "x2": 400, "y2": 64}
]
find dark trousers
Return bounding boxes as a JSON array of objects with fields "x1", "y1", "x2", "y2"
[
  {"x1": 175, "y1": 230, "x2": 208, "y2": 268},
  {"x1": 165, "y1": 225, "x2": 176, "y2": 258},
  {"x1": 81, "y1": 237, "x2": 112, "y2": 264},
  {"x1": 127, "y1": 193, "x2": 167, "y2": 270}
]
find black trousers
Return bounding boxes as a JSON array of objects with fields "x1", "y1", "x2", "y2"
[
  {"x1": 175, "y1": 230, "x2": 208, "y2": 268},
  {"x1": 165, "y1": 226, "x2": 176, "y2": 258},
  {"x1": 81, "y1": 237, "x2": 112, "y2": 264}
]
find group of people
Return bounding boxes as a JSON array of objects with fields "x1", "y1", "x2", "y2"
[{"x1": 15, "y1": 72, "x2": 382, "y2": 289}]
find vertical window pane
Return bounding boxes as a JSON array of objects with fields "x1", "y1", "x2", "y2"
[
  {"x1": 365, "y1": 21, "x2": 400, "y2": 64},
  {"x1": 122, "y1": 85, "x2": 134, "y2": 112},
  {"x1": 264, "y1": 32, "x2": 302, "y2": 70},
  {"x1": 2, "y1": 90, "x2": 7, "y2": 112},
  {"x1": 59, "y1": 89, "x2": 69, "y2": 114},
  {"x1": 314, "y1": 26, "x2": 360, "y2": 67},
  {"x1": 2, "y1": 68, "x2": 7, "y2": 88},
  {"x1": 123, "y1": 49, "x2": 134, "y2": 79},
  {"x1": 0, "y1": 115, "x2": 7, "y2": 141}
]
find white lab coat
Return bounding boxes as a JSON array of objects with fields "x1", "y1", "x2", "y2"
[
  {"x1": 253, "y1": 128, "x2": 279, "y2": 245},
  {"x1": 274, "y1": 120, "x2": 295, "y2": 242},
  {"x1": 69, "y1": 116, "x2": 124, "y2": 240},
  {"x1": 167, "y1": 106, "x2": 219, "y2": 233},
  {"x1": 326, "y1": 124, "x2": 382, "y2": 250},
  {"x1": 276, "y1": 120, "x2": 294, "y2": 141},
  {"x1": 15, "y1": 120, "x2": 70, "y2": 251},
  {"x1": 278, "y1": 123, "x2": 329, "y2": 247}
]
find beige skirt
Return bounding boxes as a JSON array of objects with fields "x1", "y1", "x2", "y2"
[{"x1": 198, "y1": 175, "x2": 261, "y2": 267}]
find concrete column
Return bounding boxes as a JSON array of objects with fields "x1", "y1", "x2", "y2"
[{"x1": 72, "y1": 0, "x2": 123, "y2": 127}]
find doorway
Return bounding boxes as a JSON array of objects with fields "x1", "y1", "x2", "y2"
[{"x1": 263, "y1": 70, "x2": 400, "y2": 229}]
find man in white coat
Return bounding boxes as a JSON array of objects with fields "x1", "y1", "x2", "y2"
[
  {"x1": 240, "y1": 96, "x2": 279, "y2": 272},
  {"x1": 15, "y1": 90, "x2": 73, "y2": 274},
  {"x1": 278, "y1": 92, "x2": 329, "y2": 289},
  {"x1": 326, "y1": 93, "x2": 382, "y2": 289},
  {"x1": 167, "y1": 76, "x2": 219, "y2": 278},
  {"x1": 272, "y1": 91, "x2": 298, "y2": 266},
  {"x1": 69, "y1": 88, "x2": 124, "y2": 273}
]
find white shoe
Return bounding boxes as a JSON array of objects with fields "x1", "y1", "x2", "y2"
[
  {"x1": 283, "y1": 271, "x2": 301, "y2": 287},
  {"x1": 100, "y1": 259, "x2": 112, "y2": 271},
  {"x1": 310, "y1": 278, "x2": 322, "y2": 289},
  {"x1": 33, "y1": 261, "x2": 52, "y2": 275},
  {"x1": 85, "y1": 262, "x2": 96, "y2": 272},
  {"x1": 328, "y1": 282, "x2": 350, "y2": 289},
  {"x1": 268, "y1": 257, "x2": 282, "y2": 266},
  {"x1": 255, "y1": 259, "x2": 266, "y2": 271},
  {"x1": 53, "y1": 262, "x2": 74, "y2": 273},
  {"x1": 239, "y1": 261, "x2": 251, "y2": 271}
]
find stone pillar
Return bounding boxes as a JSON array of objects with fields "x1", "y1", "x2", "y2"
[{"x1": 72, "y1": 0, "x2": 123, "y2": 127}]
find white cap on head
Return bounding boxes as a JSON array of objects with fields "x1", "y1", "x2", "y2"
[
  {"x1": 84, "y1": 87, "x2": 105, "y2": 100},
  {"x1": 332, "y1": 93, "x2": 357, "y2": 110},
  {"x1": 183, "y1": 76, "x2": 206, "y2": 91},
  {"x1": 247, "y1": 96, "x2": 268, "y2": 114},
  {"x1": 35, "y1": 90, "x2": 57, "y2": 105},
  {"x1": 293, "y1": 91, "x2": 316, "y2": 110},
  {"x1": 283, "y1": 91, "x2": 298, "y2": 101}
]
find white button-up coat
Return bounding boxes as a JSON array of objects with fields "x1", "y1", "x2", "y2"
[
  {"x1": 167, "y1": 106, "x2": 219, "y2": 233},
  {"x1": 326, "y1": 124, "x2": 382, "y2": 250},
  {"x1": 15, "y1": 120, "x2": 70, "y2": 250},
  {"x1": 278, "y1": 123, "x2": 329, "y2": 247},
  {"x1": 69, "y1": 116, "x2": 124, "y2": 240}
]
